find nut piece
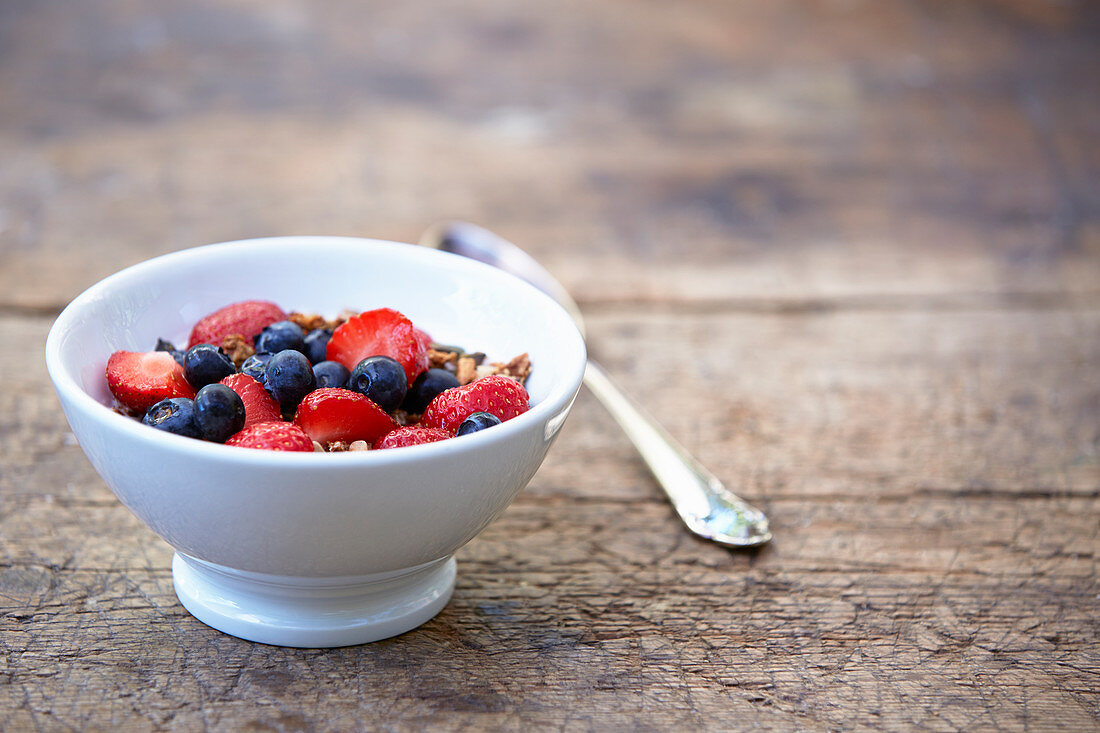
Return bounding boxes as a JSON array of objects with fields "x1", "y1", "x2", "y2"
[
  {"x1": 427, "y1": 348, "x2": 459, "y2": 370},
  {"x1": 456, "y1": 355, "x2": 478, "y2": 385},
  {"x1": 326, "y1": 441, "x2": 349, "y2": 452},
  {"x1": 349, "y1": 440, "x2": 369, "y2": 451},
  {"x1": 494, "y1": 353, "x2": 531, "y2": 385},
  {"x1": 288, "y1": 312, "x2": 328, "y2": 333},
  {"x1": 220, "y1": 333, "x2": 255, "y2": 367},
  {"x1": 312, "y1": 441, "x2": 325, "y2": 452}
]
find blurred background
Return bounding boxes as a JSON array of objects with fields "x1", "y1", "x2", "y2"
[{"x1": 2, "y1": 0, "x2": 1096, "y2": 309}]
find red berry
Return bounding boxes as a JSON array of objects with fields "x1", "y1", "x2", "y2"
[
  {"x1": 225, "y1": 421, "x2": 314, "y2": 452},
  {"x1": 375, "y1": 426, "x2": 453, "y2": 450},
  {"x1": 420, "y1": 375, "x2": 529, "y2": 433},
  {"x1": 219, "y1": 373, "x2": 282, "y2": 428},
  {"x1": 292, "y1": 388, "x2": 397, "y2": 444},
  {"x1": 106, "y1": 351, "x2": 196, "y2": 415},
  {"x1": 188, "y1": 300, "x2": 286, "y2": 349},
  {"x1": 413, "y1": 327, "x2": 433, "y2": 352},
  {"x1": 326, "y1": 308, "x2": 428, "y2": 386}
]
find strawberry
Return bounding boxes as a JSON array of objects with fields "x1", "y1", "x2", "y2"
[
  {"x1": 420, "y1": 375, "x2": 529, "y2": 433},
  {"x1": 375, "y1": 426, "x2": 452, "y2": 450},
  {"x1": 225, "y1": 421, "x2": 314, "y2": 452},
  {"x1": 106, "y1": 351, "x2": 196, "y2": 415},
  {"x1": 188, "y1": 300, "x2": 286, "y2": 349},
  {"x1": 219, "y1": 373, "x2": 282, "y2": 428},
  {"x1": 326, "y1": 308, "x2": 428, "y2": 386},
  {"x1": 292, "y1": 388, "x2": 397, "y2": 444},
  {"x1": 413, "y1": 327, "x2": 433, "y2": 352}
]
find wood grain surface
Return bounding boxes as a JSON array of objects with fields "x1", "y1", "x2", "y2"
[{"x1": 1, "y1": 0, "x2": 1097, "y2": 730}]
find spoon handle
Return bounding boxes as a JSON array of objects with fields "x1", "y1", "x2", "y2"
[{"x1": 582, "y1": 360, "x2": 771, "y2": 547}]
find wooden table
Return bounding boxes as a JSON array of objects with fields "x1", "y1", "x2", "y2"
[{"x1": 2, "y1": 1, "x2": 1097, "y2": 729}]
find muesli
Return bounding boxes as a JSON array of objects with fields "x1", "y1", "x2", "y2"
[{"x1": 105, "y1": 300, "x2": 530, "y2": 452}]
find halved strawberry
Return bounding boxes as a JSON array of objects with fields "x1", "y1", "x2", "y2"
[
  {"x1": 188, "y1": 300, "x2": 286, "y2": 348},
  {"x1": 375, "y1": 426, "x2": 452, "y2": 450},
  {"x1": 326, "y1": 308, "x2": 428, "y2": 386},
  {"x1": 420, "y1": 375, "x2": 530, "y2": 433},
  {"x1": 220, "y1": 373, "x2": 282, "y2": 428},
  {"x1": 225, "y1": 421, "x2": 314, "y2": 452},
  {"x1": 106, "y1": 351, "x2": 196, "y2": 415},
  {"x1": 292, "y1": 388, "x2": 397, "y2": 444}
]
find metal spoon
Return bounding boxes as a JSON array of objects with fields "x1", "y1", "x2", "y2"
[{"x1": 419, "y1": 222, "x2": 771, "y2": 548}]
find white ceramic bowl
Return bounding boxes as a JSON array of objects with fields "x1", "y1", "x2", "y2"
[{"x1": 45, "y1": 236, "x2": 586, "y2": 647}]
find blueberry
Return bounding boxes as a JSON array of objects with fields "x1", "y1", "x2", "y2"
[
  {"x1": 254, "y1": 320, "x2": 305, "y2": 355},
  {"x1": 313, "y1": 360, "x2": 350, "y2": 389},
  {"x1": 402, "y1": 368, "x2": 460, "y2": 413},
  {"x1": 142, "y1": 398, "x2": 203, "y2": 439},
  {"x1": 240, "y1": 353, "x2": 272, "y2": 382},
  {"x1": 155, "y1": 338, "x2": 185, "y2": 366},
  {"x1": 456, "y1": 411, "x2": 502, "y2": 436},
  {"x1": 348, "y1": 356, "x2": 407, "y2": 412},
  {"x1": 265, "y1": 349, "x2": 316, "y2": 410},
  {"x1": 194, "y1": 383, "x2": 246, "y2": 443},
  {"x1": 183, "y1": 344, "x2": 236, "y2": 389},
  {"x1": 303, "y1": 329, "x2": 332, "y2": 365}
]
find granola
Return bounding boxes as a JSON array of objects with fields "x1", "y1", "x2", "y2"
[
  {"x1": 107, "y1": 303, "x2": 533, "y2": 453},
  {"x1": 220, "y1": 333, "x2": 255, "y2": 367}
]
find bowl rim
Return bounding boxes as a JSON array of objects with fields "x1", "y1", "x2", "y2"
[{"x1": 45, "y1": 235, "x2": 587, "y2": 465}]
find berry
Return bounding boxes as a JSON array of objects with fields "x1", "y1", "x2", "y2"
[
  {"x1": 375, "y1": 426, "x2": 453, "y2": 450},
  {"x1": 264, "y1": 350, "x2": 317, "y2": 410},
  {"x1": 219, "y1": 373, "x2": 282, "y2": 427},
  {"x1": 420, "y1": 375, "x2": 529, "y2": 433},
  {"x1": 456, "y1": 411, "x2": 502, "y2": 436},
  {"x1": 155, "y1": 338, "x2": 185, "y2": 366},
  {"x1": 313, "y1": 360, "x2": 350, "y2": 389},
  {"x1": 182, "y1": 344, "x2": 237, "y2": 390},
  {"x1": 402, "y1": 368, "x2": 459, "y2": 414},
  {"x1": 254, "y1": 320, "x2": 305, "y2": 355},
  {"x1": 292, "y1": 388, "x2": 397, "y2": 444},
  {"x1": 106, "y1": 351, "x2": 196, "y2": 414},
  {"x1": 239, "y1": 353, "x2": 271, "y2": 382},
  {"x1": 348, "y1": 356, "x2": 407, "y2": 412},
  {"x1": 194, "y1": 383, "x2": 246, "y2": 443},
  {"x1": 225, "y1": 421, "x2": 314, "y2": 452},
  {"x1": 326, "y1": 308, "x2": 428, "y2": 386},
  {"x1": 188, "y1": 300, "x2": 286, "y2": 349},
  {"x1": 142, "y1": 397, "x2": 203, "y2": 439},
  {"x1": 303, "y1": 329, "x2": 332, "y2": 365}
]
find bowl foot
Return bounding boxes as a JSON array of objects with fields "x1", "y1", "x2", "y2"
[{"x1": 172, "y1": 553, "x2": 456, "y2": 647}]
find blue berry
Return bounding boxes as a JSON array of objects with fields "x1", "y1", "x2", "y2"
[
  {"x1": 142, "y1": 398, "x2": 203, "y2": 439},
  {"x1": 240, "y1": 353, "x2": 271, "y2": 382},
  {"x1": 264, "y1": 349, "x2": 316, "y2": 410},
  {"x1": 183, "y1": 344, "x2": 236, "y2": 389},
  {"x1": 402, "y1": 368, "x2": 459, "y2": 413},
  {"x1": 303, "y1": 329, "x2": 332, "y2": 365},
  {"x1": 194, "y1": 383, "x2": 246, "y2": 443},
  {"x1": 456, "y1": 411, "x2": 502, "y2": 436},
  {"x1": 313, "y1": 360, "x2": 350, "y2": 389},
  {"x1": 348, "y1": 356, "x2": 407, "y2": 411},
  {"x1": 254, "y1": 320, "x2": 305, "y2": 355}
]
